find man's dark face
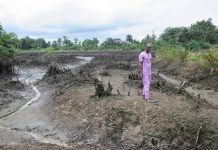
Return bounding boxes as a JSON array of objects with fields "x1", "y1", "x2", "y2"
[{"x1": 146, "y1": 47, "x2": 152, "y2": 52}]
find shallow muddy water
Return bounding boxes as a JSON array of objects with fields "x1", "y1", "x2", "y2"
[{"x1": 0, "y1": 56, "x2": 93, "y2": 147}]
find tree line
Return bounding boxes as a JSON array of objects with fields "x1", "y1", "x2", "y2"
[
  {"x1": 15, "y1": 34, "x2": 154, "y2": 51},
  {"x1": 1, "y1": 18, "x2": 218, "y2": 53},
  {"x1": 160, "y1": 18, "x2": 218, "y2": 51}
]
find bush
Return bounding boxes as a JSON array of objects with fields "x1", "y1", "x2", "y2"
[
  {"x1": 187, "y1": 40, "x2": 200, "y2": 51},
  {"x1": 0, "y1": 24, "x2": 17, "y2": 74},
  {"x1": 212, "y1": 44, "x2": 218, "y2": 49},
  {"x1": 156, "y1": 42, "x2": 189, "y2": 63},
  {"x1": 199, "y1": 41, "x2": 211, "y2": 50},
  {"x1": 202, "y1": 50, "x2": 218, "y2": 69}
]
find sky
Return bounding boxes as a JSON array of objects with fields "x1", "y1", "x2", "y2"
[{"x1": 0, "y1": 0, "x2": 218, "y2": 42}]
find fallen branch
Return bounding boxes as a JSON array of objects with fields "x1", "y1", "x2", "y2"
[
  {"x1": 70, "y1": 125, "x2": 91, "y2": 142},
  {"x1": 180, "y1": 81, "x2": 187, "y2": 89},
  {"x1": 177, "y1": 81, "x2": 187, "y2": 94},
  {"x1": 80, "y1": 125, "x2": 91, "y2": 136},
  {"x1": 195, "y1": 122, "x2": 203, "y2": 149},
  {"x1": 117, "y1": 89, "x2": 120, "y2": 95},
  {"x1": 127, "y1": 91, "x2": 130, "y2": 96}
]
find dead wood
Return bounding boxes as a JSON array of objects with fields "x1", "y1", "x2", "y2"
[{"x1": 94, "y1": 78, "x2": 112, "y2": 98}]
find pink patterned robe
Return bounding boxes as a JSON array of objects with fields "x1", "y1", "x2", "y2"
[{"x1": 139, "y1": 51, "x2": 152, "y2": 100}]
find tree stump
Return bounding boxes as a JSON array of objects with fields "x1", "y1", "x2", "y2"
[{"x1": 94, "y1": 78, "x2": 112, "y2": 98}]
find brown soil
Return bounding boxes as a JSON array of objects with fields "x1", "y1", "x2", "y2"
[
  {"x1": 45, "y1": 56, "x2": 218, "y2": 150},
  {"x1": 153, "y1": 59, "x2": 218, "y2": 90},
  {"x1": 0, "y1": 52, "x2": 218, "y2": 149}
]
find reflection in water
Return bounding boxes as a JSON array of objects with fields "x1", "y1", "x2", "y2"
[
  {"x1": 15, "y1": 56, "x2": 93, "y2": 85},
  {"x1": 76, "y1": 56, "x2": 93, "y2": 62},
  {"x1": 12, "y1": 56, "x2": 93, "y2": 112},
  {"x1": 0, "y1": 56, "x2": 93, "y2": 147}
]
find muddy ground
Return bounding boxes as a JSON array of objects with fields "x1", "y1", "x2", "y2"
[{"x1": 0, "y1": 52, "x2": 218, "y2": 150}]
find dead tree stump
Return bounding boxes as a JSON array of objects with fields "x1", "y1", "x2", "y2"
[
  {"x1": 94, "y1": 78, "x2": 112, "y2": 98},
  {"x1": 46, "y1": 63, "x2": 70, "y2": 77}
]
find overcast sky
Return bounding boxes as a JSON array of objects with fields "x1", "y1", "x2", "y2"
[{"x1": 0, "y1": 0, "x2": 217, "y2": 41}]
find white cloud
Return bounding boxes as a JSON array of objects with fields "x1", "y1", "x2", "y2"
[{"x1": 0, "y1": 0, "x2": 217, "y2": 41}]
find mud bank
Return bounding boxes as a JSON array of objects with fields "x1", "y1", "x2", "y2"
[
  {"x1": 154, "y1": 71, "x2": 218, "y2": 108},
  {"x1": 0, "y1": 53, "x2": 218, "y2": 149},
  {"x1": 42, "y1": 56, "x2": 218, "y2": 149},
  {"x1": 47, "y1": 69, "x2": 218, "y2": 149},
  {"x1": 16, "y1": 52, "x2": 85, "y2": 66},
  {"x1": 0, "y1": 56, "x2": 93, "y2": 149}
]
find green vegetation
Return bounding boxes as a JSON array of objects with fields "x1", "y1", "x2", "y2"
[
  {"x1": 0, "y1": 18, "x2": 217, "y2": 52},
  {"x1": 153, "y1": 18, "x2": 218, "y2": 74},
  {"x1": 19, "y1": 36, "x2": 49, "y2": 50},
  {"x1": 157, "y1": 46, "x2": 189, "y2": 64},
  {"x1": 1, "y1": 18, "x2": 218, "y2": 74},
  {"x1": 160, "y1": 18, "x2": 218, "y2": 51},
  {"x1": 202, "y1": 50, "x2": 218, "y2": 69},
  {"x1": 0, "y1": 18, "x2": 213, "y2": 53},
  {"x1": 0, "y1": 24, "x2": 17, "y2": 74}
]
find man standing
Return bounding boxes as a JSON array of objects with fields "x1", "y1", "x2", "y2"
[{"x1": 139, "y1": 44, "x2": 154, "y2": 101}]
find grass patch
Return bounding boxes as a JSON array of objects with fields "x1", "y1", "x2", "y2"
[{"x1": 156, "y1": 45, "x2": 189, "y2": 64}]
